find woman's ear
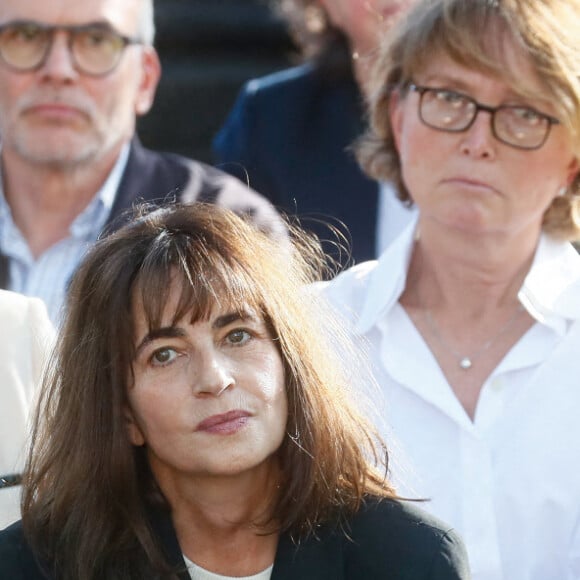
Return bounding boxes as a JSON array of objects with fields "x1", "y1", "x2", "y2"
[
  {"x1": 565, "y1": 157, "x2": 580, "y2": 187},
  {"x1": 389, "y1": 90, "x2": 404, "y2": 152},
  {"x1": 124, "y1": 406, "x2": 145, "y2": 446}
]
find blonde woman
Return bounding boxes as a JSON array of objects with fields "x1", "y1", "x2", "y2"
[{"x1": 322, "y1": 0, "x2": 580, "y2": 578}]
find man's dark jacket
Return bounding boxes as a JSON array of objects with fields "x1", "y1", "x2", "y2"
[{"x1": 0, "y1": 139, "x2": 285, "y2": 289}]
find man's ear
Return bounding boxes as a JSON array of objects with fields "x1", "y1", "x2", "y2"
[
  {"x1": 135, "y1": 47, "x2": 161, "y2": 116},
  {"x1": 124, "y1": 405, "x2": 145, "y2": 446}
]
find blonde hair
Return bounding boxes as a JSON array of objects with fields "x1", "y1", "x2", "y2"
[{"x1": 358, "y1": 0, "x2": 580, "y2": 240}]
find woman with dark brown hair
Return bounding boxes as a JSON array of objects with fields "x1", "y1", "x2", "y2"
[{"x1": 0, "y1": 203, "x2": 469, "y2": 579}]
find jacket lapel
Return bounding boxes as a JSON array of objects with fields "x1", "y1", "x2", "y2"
[
  {"x1": 272, "y1": 528, "x2": 344, "y2": 580},
  {"x1": 147, "y1": 506, "x2": 191, "y2": 580}
]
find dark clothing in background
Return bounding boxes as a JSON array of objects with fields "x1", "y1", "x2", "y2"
[
  {"x1": 0, "y1": 138, "x2": 285, "y2": 289},
  {"x1": 213, "y1": 63, "x2": 379, "y2": 266}
]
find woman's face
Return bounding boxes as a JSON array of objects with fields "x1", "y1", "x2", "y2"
[
  {"x1": 319, "y1": 0, "x2": 415, "y2": 56},
  {"x1": 126, "y1": 281, "x2": 288, "y2": 489},
  {"x1": 390, "y1": 44, "x2": 579, "y2": 239}
]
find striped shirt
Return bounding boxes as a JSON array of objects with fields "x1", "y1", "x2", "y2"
[{"x1": 0, "y1": 145, "x2": 129, "y2": 325}]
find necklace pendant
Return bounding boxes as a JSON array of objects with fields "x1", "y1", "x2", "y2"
[{"x1": 459, "y1": 357, "x2": 472, "y2": 370}]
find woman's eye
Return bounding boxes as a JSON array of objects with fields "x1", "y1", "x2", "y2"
[
  {"x1": 226, "y1": 329, "x2": 251, "y2": 346},
  {"x1": 437, "y1": 90, "x2": 466, "y2": 107},
  {"x1": 150, "y1": 347, "x2": 178, "y2": 366},
  {"x1": 514, "y1": 107, "x2": 542, "y2": 124}
]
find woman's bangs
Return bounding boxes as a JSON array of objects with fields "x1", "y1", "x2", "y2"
[
  {"x1": 399, "y1": 1, "x2": 512, "y2": 82},
  {"x1": 132, "y1": 235, "x2": 265, "y2": 333}
]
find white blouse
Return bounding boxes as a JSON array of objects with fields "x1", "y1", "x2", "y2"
[
  {"x1": 321, "y1": 220, "x2": 580, "y2": 580},
  {"x1": 183, "y1": 555, "x2": 273, "y2": 580}
]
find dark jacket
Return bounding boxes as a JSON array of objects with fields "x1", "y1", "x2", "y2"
[
  {"x1": 212, "y1": 63, "x2": 379, "y2": 266},
  {"x1": 0, "y1": 498, "x2": 470, "y2": 579},
  {"x1": 0, "y1": 139, "x2": 285, "y2": 289}
]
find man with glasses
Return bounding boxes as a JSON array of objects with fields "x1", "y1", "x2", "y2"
[{"x1": 0, "y1": 0, "x2": 283, "y2": 323}]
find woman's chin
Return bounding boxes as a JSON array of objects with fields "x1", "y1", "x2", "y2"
[{"x1": 428, "y1": 206, "x2": 494, "y2": 236}]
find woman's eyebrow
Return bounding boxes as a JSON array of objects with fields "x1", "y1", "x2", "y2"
[
  {"x1": 134, "y1": 311, "x2": 261, "y2": 355},
  {"x1": 418, "y1": 73, "x2": 550, "y2": 106},
  {"x1": 418, "y1": 74, "x2": 472, "y2": 92},
  {"x1": 135, "y1": 327, "x2": 186, "y2": 357},
  {"x1": 212, "y1": 310, "x2": 258, "y2": 329}
]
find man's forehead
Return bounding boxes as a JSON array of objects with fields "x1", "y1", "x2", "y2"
[{"x1": 0, "y1": 0, "x2": 140, "y2": 31}]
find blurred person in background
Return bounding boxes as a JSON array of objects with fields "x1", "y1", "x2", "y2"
[
  {"x1": 0, "y1": 290, "x2": 53, "y2": 529},
  {"x1": 0, "y1": 203, "x2": 469, "y2": 579},
  {"x1": 0, "y1": 0, "x2": 283, "y2": 324},
  {"x1": 321, "y1": 0, "x2": 580, "y2": 578},
  {"x1": 213, "y1": 0, "x2": 417, "y2": 266}
]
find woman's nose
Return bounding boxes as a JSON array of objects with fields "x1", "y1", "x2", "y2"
[
  {"x1": 191, "y1": 350, "x2": 234, "y2": 397},
  {"x1": 459, "y1": 111, "x2": 496, "y2": 159}
]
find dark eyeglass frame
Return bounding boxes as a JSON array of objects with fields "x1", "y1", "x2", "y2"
[
  {"x1": 407, "y1": 83, "x2": 560, "y2": 151},
  {"x1": 0, "y1": 20, "x2": 142, "y2": 77}
]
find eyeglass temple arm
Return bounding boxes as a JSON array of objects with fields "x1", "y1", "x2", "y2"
[{"x1": 0, "y1": 473, "x2": 22, "y2": 489}]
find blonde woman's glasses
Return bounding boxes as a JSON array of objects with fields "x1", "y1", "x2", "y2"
[{"x1": 408, "y1": 84, "x2": 560, "y2": 151}]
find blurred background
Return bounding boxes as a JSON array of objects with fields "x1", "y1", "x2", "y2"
[{"x1": 137, "y1": 0, "x2": 294, "y2": 163}]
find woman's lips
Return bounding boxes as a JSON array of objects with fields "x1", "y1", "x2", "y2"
[
  {"x1": 195, "y1": 410, "x2": 251, "y2": 434},
  {"x1": 444, "y1": 177, "x2": 499, "y2": 195}
]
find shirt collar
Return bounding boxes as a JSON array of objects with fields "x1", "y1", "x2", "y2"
[
  {"x1": 519, "y1": 234, "x2": 580, "y2": 332},
  {"x1": 70, "y1": 143, "x2": 130, "y2": 238},
  {"x1": 355, "y1": 213, "x2": 419, "y2": 334},
  {"x1": 0, "y1": 142, "x2": 130, "y2": 241},
  {"x1": 355, "y1": 216, "x2": 580, "y2": 336}
]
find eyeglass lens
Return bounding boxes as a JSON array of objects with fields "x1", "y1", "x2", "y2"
[
  {"x1": 418, "y1": 87, "x2": 553, "y2": 150},
  {"x1": 0, "y1": 21, "x2": 131, "y2": 75}
]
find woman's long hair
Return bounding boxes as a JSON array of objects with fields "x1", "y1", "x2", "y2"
[{"x1": 22, "y1": 203, "x2": 394, "y2": 579}]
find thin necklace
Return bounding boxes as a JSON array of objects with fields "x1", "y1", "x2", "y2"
[{"x1": 421, "y1": 300, "x2": 525, "y2": 371}]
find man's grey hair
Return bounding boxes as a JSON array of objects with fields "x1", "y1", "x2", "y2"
[{"x1": 138, "y1": 0, "x2": 156, "y2": 45}]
